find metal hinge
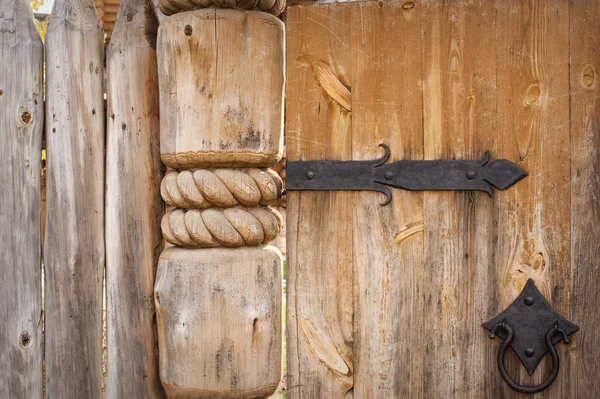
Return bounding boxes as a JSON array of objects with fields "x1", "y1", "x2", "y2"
[{"x1": 286, "y1": 144, "x2": 527, "y2": 205}]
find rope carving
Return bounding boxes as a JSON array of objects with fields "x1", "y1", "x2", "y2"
[
  {"x1": 161, "y1": 168, "x2": 283, "y2": 209},
  {"x1": 158, "y1": 0, "x2": 286, "y2": 17},
  {"x1": 162, "y1": 206, "x2": 283, "y2": 248}
]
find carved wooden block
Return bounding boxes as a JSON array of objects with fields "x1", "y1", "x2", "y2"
[
  {"x1": 157, "y1": 9, "x2": 284, "y2": 169},
  {"x1": 155, "y1": 246, "x2": 282, "y2": 398}
]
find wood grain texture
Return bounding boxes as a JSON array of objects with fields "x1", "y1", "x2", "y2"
[
  {"x1": 154, "y1": 246, "x2": 282, "y2": 398},
  {"x1": 286, "y1": 0, "x2": 594, "y2": 397},
  {"x1": 44, "y1": 0, "x2": 105, "y2": 397},
  {"x1": 569, "y1": 0, "x2": 600, "y2": 396},
  {"x1": 286, "y1": 4, "x2": 354, "y2": 398},
  {"x1": 157, "y1": 9, "x2": 284, "y2": 169},
  {"x1": 350, "y1": 2, "x2": 424, "y2": 398},
  {"x1": 0, "y1": 1, "x2": 43, "y2": 397},
  {"x1": 105, "y1": 0, "x2": 164, "y2": 397},
  {"x1": 420, "y1": 0, "x2": 499, "y2": 397},
  {"x1": 495, "y1": 1, "x2": 571, "y2": 397}
]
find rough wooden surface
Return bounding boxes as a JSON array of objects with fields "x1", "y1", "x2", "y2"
[
  {"x1": 44, "y1": 0, "x2": 105, "y2": 397},
  {"x1": 286, "y1": 4, "x2": 354, "y2": 398},
  {"x1": 105, "y1": 0, "x2": 164, "y2": 397},
  {"x1": 157, "y1": 9, "x2": 284, "y2": 169},
  {"x1": 0, "y1": 1, "x2": 43, "y2": 397},
  {"x1": 569, "y1": 0, "x2": 600, "y2": 395},
  {"x1": 154, "y1": 246, "x2": 282, "y2": 398},
  {"x1": 287, "y1": 0, "x2": 594, "y2": 397}
]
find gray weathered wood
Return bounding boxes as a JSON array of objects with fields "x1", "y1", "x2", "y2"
[
  {"x1": 105, "y1": 0, "x2": 164, "y2": 397},
  {"x1": 44, "y1": 0, "x2": 105, "y2": 397},
  {"x1": 0, "y1": 1, "x2": 43, "y2": 397}
]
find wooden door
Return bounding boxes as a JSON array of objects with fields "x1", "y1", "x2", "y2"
[{"x1": 285, "y1": 0, "x2": 600, "y2": 397}]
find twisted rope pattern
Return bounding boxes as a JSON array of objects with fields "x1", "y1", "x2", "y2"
[
  {"x1": 161, "y1": 168, "x2": 283, "y2": 209},
  {"x1": 162, "y1": 206, "x2": 283, "y2": 248},
  {"x1": 158, "y1": 0, "x2": 286, "y2": 17}
]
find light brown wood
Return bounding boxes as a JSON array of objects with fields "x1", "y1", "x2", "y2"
[
  {"x1": 0, "y1": 1, "x2": 43, "y2": 397},
  {"x1": 105, "y1": 0, "x2": 164, "y2": 397},
  {"x1": 155, "y1": 246, "x2": 282, "y2": 398},
  {"x1": 44, "y1": 0, "x2": 105, "y2": 397},
  {"x1": 419, "y1": 0, "x2": 498, "y2": 397},
  {"x1": 569, "y1": 0, "x2": 600, "y2": 395},
  {"x1": 286, "y1": 4, "x2": 354, "y2": 398},
  {"x1": 287, "y1": 0, "x2": 592, "y2": 397},
  {"x1": 157, "y1": 9, "x2": 284, "y2": 169}
]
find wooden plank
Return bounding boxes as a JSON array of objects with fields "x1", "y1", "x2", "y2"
[
  {"x1": 420, "y1": 0, "x2": 499, "y2": 397},
  {"x1": 350, "y1": 2, "x2": 425, "y2": 397},
  {"x1": 105, "y1": 0, "x2": 164, "y2": 397},
  {"x1": 44, "y1": 0, "x2": 106, "y2": 397},
  {"x1": 0, "y1": 1, "x2": 43, "y2": 397},
  {"x1": 569, "y1": 0, "x2": 600, "y2": 396},
  {"x1": 286, "y1": 4, "x2": 354, "y2": 398},
  {"x1": 494, "y1": 0, "x2": 571, "y2": 397}
]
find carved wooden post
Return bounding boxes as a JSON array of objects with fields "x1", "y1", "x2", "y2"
[{"x1": 155, "y1": 5, "x2": 285, "y2": 398}]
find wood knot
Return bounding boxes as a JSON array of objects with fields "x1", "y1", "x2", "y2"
[
  {"x1": 0, "y1": 89, "x2": 4, "y2": 96},
  {"x1": 523, "y1": 82, "x2": 541, "y2": 106},
  {"x1": 19, "y1": 331, "x2": 32, "y2": 350},
  {"x1": 184, "y1": 25, "x2": 192, "y2": 36},
  {"x1": 402, "y1": 1, "x2": 415, "y2": 9},
  {"x1": 20, "y1": 111, "x2": 32, "y2": 125},
  {"x1": 582, "y1": 64, "x2": 597, "y2": 90}
]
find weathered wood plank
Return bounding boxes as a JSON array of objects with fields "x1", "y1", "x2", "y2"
[
  {"x1": 0, "y1": 1, "x2": 43, "y2": 397},
  {"x1": 494, "y1": 0, "x2": 571, "y2": 397},
  {"x1": 569, "y1": 0, "x2": 600, "y2": 396},
  {"x1": 44, "y1": 0, "x2": 105, "y2": 397},
  {"x1": 420, "y1": 0, "x2": 499, "y2": 397},
  {"x1": 286, "y1": 4, "x2": 354, "y2": 398},
  {"x1": 350, "y1": 2, "x2": 424, "y2": 397},
  {"x1": 105, "y1": 0, "x2": 164, "y2": 397}
]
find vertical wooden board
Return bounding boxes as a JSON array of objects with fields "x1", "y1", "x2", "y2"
[
  {"x1": 569, "y1": 0, "x2": 600, "y2": 396},
  {"x1": 105, "y1": 0, "x2": 164, "y2": 397},
  {"x1": 0, "y1": 1, "x2": 43, "y2": 397},
  {"x1": 44, "y1": 0, "x2": 105, "y2": 397},
  {"x1": 420, "y1": 0, "x2": 499, "y2": 397},
  {"x1": 286, "y1": 4, "x2": 354, "y2": 398},
  {"x1": 349, "y1": 2, "x2": 425, "y2": 397},
  {"x1": 495, "y1": 0, "x2": 571, "y2": 397}
]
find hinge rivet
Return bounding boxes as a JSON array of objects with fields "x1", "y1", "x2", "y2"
[
  {"x1": 524, "y1": 296, "x2": 535, "y2": 306},
  {"x1": 466, "y1": 170, "x2": 476, "y2": 179},
  {"x1": 384, "y1": 171, "x2": 394, "y2": 180},
  {"x1": 525, "y1": 347, "x2": 535, "y2": 357},
  {"x1": 306, "y1": 171, "x2": 314, "y2": 180}
]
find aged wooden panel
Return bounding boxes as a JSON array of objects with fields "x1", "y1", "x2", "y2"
[
  {"x1": 569, "y1": 0, "x2": 600, "y2": 396},
  {"x1": 420, "y1": 0, "x2": 499, "y2": 397},
  {"x1": 350, "y1": 2, "x2": 424, "y2": 397},
  {"x1": 105, "y1": 0, "x2": 164, "y2": 397},
  {"x1": 44, "y1": 0, "x2": 105, "y2": 397},
  {"x1": 286, "y1": 4, "x2": 354, "y2": 398},
  {"x1": 287, "y1": 0, "x2": 593, "y2": 397},
  {"x1": 0, "y1": 1, "x2": 43, "y2": 397},
  {"x1": 155, "y1": 247, "x2": 282, "y2": 397},
  {"x1": 157, "y1": 9, "x2": 284, "y2": 169},
  {"x1": 494, "y1": 1, "x2": 571, "y2": 397}
]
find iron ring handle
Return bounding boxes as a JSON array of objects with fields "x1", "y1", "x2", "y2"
[{"x1": 490, "y1": 321, "x2": 570, "y2": 394}]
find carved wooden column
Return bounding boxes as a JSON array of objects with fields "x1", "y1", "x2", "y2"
[{"x1": 155, "y1": 6, "x2": 284, "y2": 398}]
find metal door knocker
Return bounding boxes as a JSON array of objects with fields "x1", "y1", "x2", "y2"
[{"x1": 483, "y1": 279, "x2": 579, "y2": 394}]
